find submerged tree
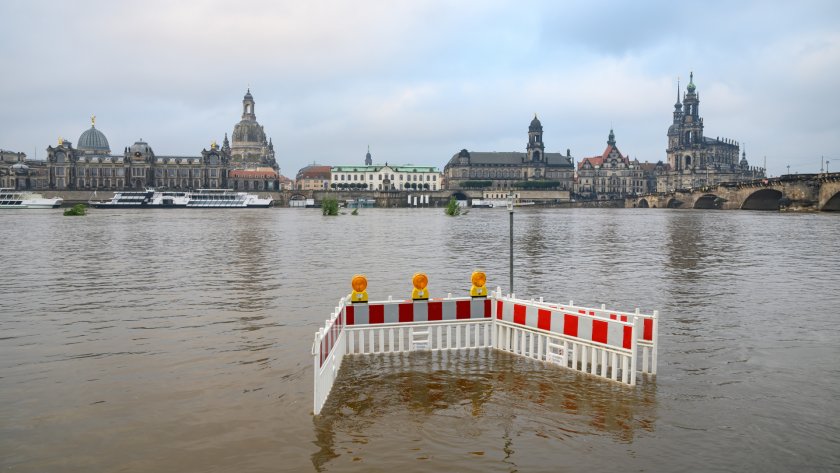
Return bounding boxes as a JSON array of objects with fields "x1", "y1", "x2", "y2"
[
  {"x1": 444, "y1": 197, "x2": 461, "y2": 216},
  {"x1": 322, "y1": 198, "x2": 339, "y2": 216},
  {"x1": 63, "y1": 204, "x2": 87, "y2": 216}
]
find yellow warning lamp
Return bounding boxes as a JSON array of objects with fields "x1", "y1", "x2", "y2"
[
  {"x1": 470, "y1": 271, "x2": 488, "y2": 297},
  {"x1": 411, "y1": 272, "x2": 429, "y2": 300},
  {"x1": 350, "y1": 274, "x2": 368, "y2": 303}
]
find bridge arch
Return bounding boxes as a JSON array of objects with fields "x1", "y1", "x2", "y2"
[
  {"x1": 824, "y1": 191, "x2": 840, "y2": 211},
  {"x1": 666, "y1": 198, "x2": 683, "y2": 209},
  {"x1": 694, "y1": 194, "x2": 722, "y2": 209},
  {"x1": 450, "y1": 191, "x2": 469, "y2": 201},
  {"x1": 289, "y1": 193, "x2": 307, "y2": 201},
  {"x1": 638, "y1": 198, "x2": 649, "y2": 208},
  {"x1": 741, "y1": 188, "x2": 783, "y2": 211}
]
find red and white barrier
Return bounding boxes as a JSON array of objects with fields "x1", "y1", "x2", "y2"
[
  {"x1": 498, "y1": 294, "x2": 659, "y2": 375},
  {"x1": 312, "y1": 298, "x2": 348, "y2": 414},
  {"x1": 312, "y1": 290, "x2": 659, "y2": 415},
  {"x1": 345, "y1": 297, "x2": 491, "y2": 325}
]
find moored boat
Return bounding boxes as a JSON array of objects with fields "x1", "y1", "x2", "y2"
[
  {"x1": 0, "y1": 188, "x2": 63, "y2": 209},
  {"x1": 89, "y1": 189, "x2": 157, "y2": 208},
  {"x1": 186, "y1": 189, "x2": 273, "y2": 208}
]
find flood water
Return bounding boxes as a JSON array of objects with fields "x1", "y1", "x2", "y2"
[{"x1": 1, "y1": 208, "x2": 839, "y2": 472}]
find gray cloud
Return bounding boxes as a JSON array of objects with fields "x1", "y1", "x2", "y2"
[{"x1": 1, "y1": 0, "x2": 838, "y2": 176}]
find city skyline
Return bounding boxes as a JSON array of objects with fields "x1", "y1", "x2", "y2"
[{"x1": 1, "y1": 1, "x2": 838, "y2": 177}]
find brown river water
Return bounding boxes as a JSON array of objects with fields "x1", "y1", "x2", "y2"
[{"x1": 1, "y1": 208, "x2": 839, "y2": 472}]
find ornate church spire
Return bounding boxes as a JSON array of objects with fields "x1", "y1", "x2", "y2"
[
  {"x1": 675, "y1": 78, "x2": 682, "y2": 109},
  {"x1": 607, "y1": 128, "x2": 616, "y2": 146}
]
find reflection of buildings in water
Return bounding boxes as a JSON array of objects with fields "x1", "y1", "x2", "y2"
[
  {"x1": 665, "y1": 213, "x2": 742, "y2": 304},
  {"x1": 225, "y1": 214, "x2": 280, "y2": 359},
  {"x1": 311, "y1": 350, "x2": 657, "y2": 470},
  {"x1": 521, "y1": 213, "x2": 546, "y2": 259},
  {"x1": 666, "y1": 214, "x2": 704, "y2": 275},
  {"x1": 229, "y1": 213, "x2": 276, "y2": 311}
]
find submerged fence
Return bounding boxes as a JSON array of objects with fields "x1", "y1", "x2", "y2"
[{"x1": 312, "y1": 286, "x2": 658, "y2": 415}]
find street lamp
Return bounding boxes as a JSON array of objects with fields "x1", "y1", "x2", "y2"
[
  {"x1": 786, "y1": 164, "x2": 790, "y2": 175},
  {"x1": 827, "y1": 160, "x2": 831, "y2": 174},
  {"x1": 507, "y1": 192, "x2": 514, "y2": 295}
]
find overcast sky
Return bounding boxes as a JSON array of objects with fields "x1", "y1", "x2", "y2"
[{"x1": 1, "y1": 0, "x2": 838, "y2": 177}]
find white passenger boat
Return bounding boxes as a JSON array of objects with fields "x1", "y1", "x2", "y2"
[
  {"x1": 186, "y1": 189, "x2": 273, "y2": 208},
  {"x1": 0, "y1": 188, "x2": 63, "y2": 209},
  {"x1": 89, "y1": 189, "x2": 157, "y2": 208},
  {"x1": 89, "y1": 189, "x2": 272, "y2": 208},
  {"x1": 89, "y1": 189, "x2": 191, "y2": 208}
]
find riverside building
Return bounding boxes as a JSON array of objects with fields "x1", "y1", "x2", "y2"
[
  {"x1": 296, "y1": 164, "x2": 332, "y2": 190},
  {"x1": 35, "y1": 90, "x2": 284, "y2": 192},
  {"x1": 44, "y1": 118, "x2": 230, "y2": 191},
  {"x1": 576, "y1": 129, "x2": 652, "y2": 200},
  {"x1": 443, "y1": 115, "x2": 575, "y2": 192},
  {"x1": 658, "y1": 73, "x2": 764, "y2": 191},
  {"x1": 330, "y1": 148, "x2": 442, "y2": 191}
]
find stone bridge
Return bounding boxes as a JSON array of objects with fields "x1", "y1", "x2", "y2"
[{"x1": 626, "y1": 174, "x2": 840, "y2": 211}]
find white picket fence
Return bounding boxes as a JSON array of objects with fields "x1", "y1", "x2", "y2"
[{"x1": 312, "y1": 290, "x2": 658, "y2": 415}]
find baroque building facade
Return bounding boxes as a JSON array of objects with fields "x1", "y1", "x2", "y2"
[
  {"x1": 576, "y1": 129, "x2": 652, "y2": 199},
  {"x1": 17, "y1": 90, "x2": 286, "y2": 192},
  {"x1": 330, "y1": 149, "x2": 441, "y2": 191},
  {"x1": 1, "y1": 150, "x2": 50, "y2": 189},
  {"x1": 43, "y1": 118, "x2": 230, "y2": 191},
  {"x1": 658, "y1": 73, "x2": 764, "y2": 191},
  {"x1": 444, "y1": 115, "x2": 574, "y2": 191}
]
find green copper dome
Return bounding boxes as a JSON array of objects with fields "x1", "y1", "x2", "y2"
[
  {"x1": 687, "y1": 72, "x2": 696, "y2": 93},
  {"x1": 78, "y1": 124, "x2": 110, "y2": 153}
]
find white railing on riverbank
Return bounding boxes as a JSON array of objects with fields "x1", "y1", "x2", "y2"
[{"x1": 312, "y1": 289, "x2": 658, "y2": 415}]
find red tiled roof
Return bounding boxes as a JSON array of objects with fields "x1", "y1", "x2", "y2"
[
  {"x1": 578, "y1": 144, "x2": 628, "y2": 169},
  {"x1": 297, "y1": 165, "x2": 332, "y2": 179}
]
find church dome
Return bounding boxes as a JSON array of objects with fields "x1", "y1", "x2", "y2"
[
  {"x1": 232, "y1": 120, "x2": 266, "y2": 143},
  {"x1": 78, "y1": 125, "x2": 110, "y2": 153},
  {"x1": 128, "y1": 140, "x2": 153, "y2": 158},
  {"x1": 529, "y1": 114, "x2": 542, "y2": 131}
]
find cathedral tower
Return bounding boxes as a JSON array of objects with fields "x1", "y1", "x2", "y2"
[{"x1": 527, "y1": 114, "x2": 545, "y2": 162}]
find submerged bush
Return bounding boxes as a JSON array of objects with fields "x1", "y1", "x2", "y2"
[
  {"x1": 63, "y1": 204, "x2": 87, "y2": 216},
  {"x1": 444, "y1": 197, "x2": 461, "y2": 216},
  {"x1": 322, "y1": 198, "x2": 339, "y2": 216}
]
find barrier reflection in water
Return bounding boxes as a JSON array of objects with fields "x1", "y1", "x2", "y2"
[{"x1": 311, "y1": 350, "x2": 658, "y2": 471}]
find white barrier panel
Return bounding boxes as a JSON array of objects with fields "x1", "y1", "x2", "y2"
[
  {"x1": 312, "y1": 297, "x2": 348, "y2": 415},
  {"x1": 495, "y1": 291, "x2": 658, "y2": 375},
  {"x1": 346, "y1": 319, "x2": 493, "y2": 355}
]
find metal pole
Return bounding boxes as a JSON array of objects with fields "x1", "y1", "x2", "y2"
[
  {"x1": 509, "y1": 208, "x2": 513, "y2": 294},
  {"x1": 507, "y1": 193, "x2": 514, "y2": 294}
]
